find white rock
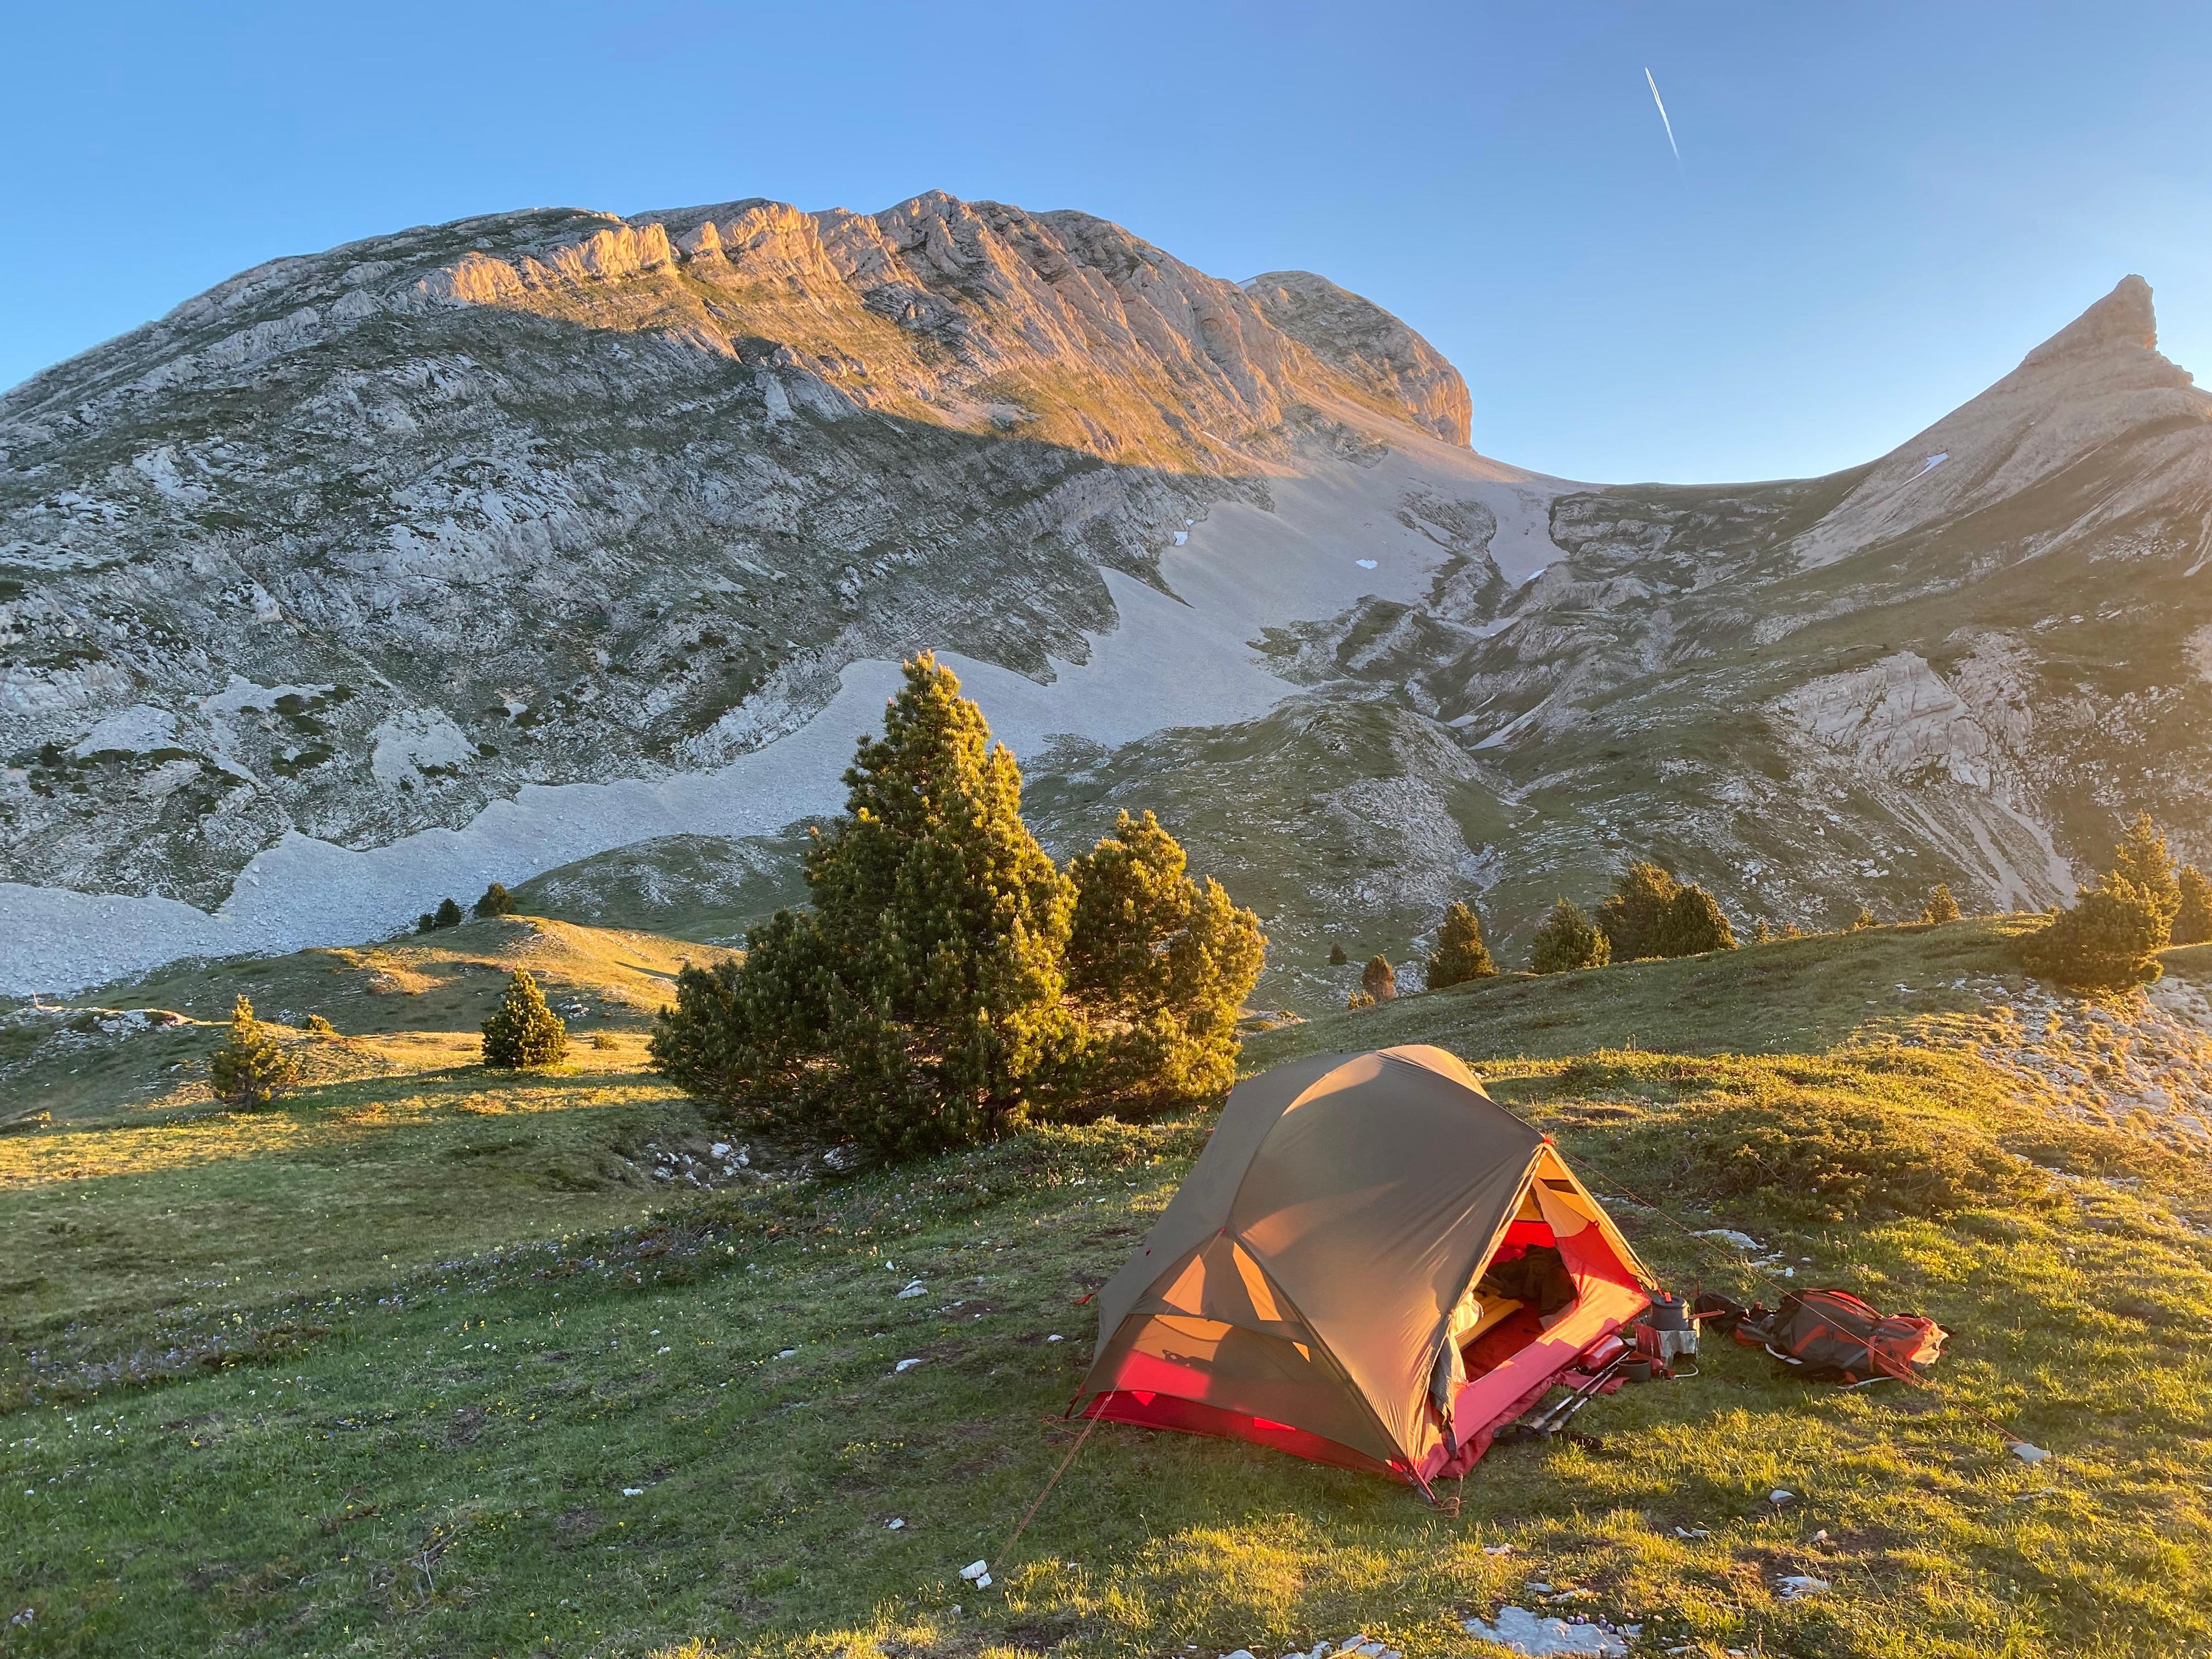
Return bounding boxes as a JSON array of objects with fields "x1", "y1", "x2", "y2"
[
  {"x1": 1778, "y1": 1574, "x2": 1831, "y2": 1599},
  {"x1": 1481, "y1": 1541, "x2": 1515, "y2": 1555},
  {"x1": 897, "y1": 1280, "x2": 927, "y2": 1299},
  {"x1": 1463, "y1": 1606, "x2": 1627, "y2": 1657},
  {"x1": 1769, "y1": 1489, "x2": 1795, "y2": 1506},
  {"x1": 1046, "y1": 1333, "x2": 1064, "y2": 1343},
  {"x1": 887, "y1": 1517, "x2": 905, "y2": 1529},
  {"x1": 895, "y1": 1357, "x2": 923, "y2": 1373},
  {"x1": 622, "y1": 1486, "x2": 645, "y2": 1497},
  {"x1": 1695, "y1": 1229, "x2": 1764, "y2": 1252},
  {"x1": 960, "y1": 1559, "x2": 989, "y2": 1581},
  {"x1": 2012, "y1": 1441, "x2": 2053, "y2": 1464}
]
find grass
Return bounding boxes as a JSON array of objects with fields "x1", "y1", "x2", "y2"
[{"x1": 2, "y1": 921, "x2": 2210, "y2": 1657}]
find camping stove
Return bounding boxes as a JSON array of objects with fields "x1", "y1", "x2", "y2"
[{"x1": 1636, "y1": 1291, "x2": 1699, "y2": 1368}]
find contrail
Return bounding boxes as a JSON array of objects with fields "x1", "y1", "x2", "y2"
[{"x1": 1644, "y1": 67, "x2": 1681, "y2": 166}]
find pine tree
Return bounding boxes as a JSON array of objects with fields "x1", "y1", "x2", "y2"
[
  {"x1": 209, "y1": 995, "x2": 299, "y2": 1107},
  {"x1": 1426, "y1": 901, "x2": 1497, "y2": 990},
  {"x1": 1531, "y1": 898, "x2": 1611, "y2": 974},
  {"x1": 1361, "y1": 955, "x2": 1399, "y2": 1002},
  {"x1": 2018, "y1": 873, "x2": 2169, "y2": 990},
  {"x1": 1921, "y1": 883, "x2": 1963, "y2": 925},
  {"x1": 1596, "y1": 861, "x2": 1735, "y2": 959},
  {"x1": 1056, "y1": 810, "x2": 1266, "y2": 1113},
  {"x1": 1653, "y1": 885, "x2": 1736, "y2": 956},
  {"x1": 654, "y1": 656, "x2": 1077, "y2": 1156},
  {"x1": 2175, "y1": 866, "x2": 2212, "y2": 946},
  {"x1": 1328, "y1": 942, "x2": 1349, "y2": 967},
  {"x1": 434, "y1": 897, "x2": 464, "y2": 929},
  {"x1": 482, "y1": 968, "x2": 569, "y2": 1067},
  {"x1": 1593, "y1": 861, "x2": 1677, "y2": 961},
  {"x1": 2109, "y1": 813, "x2": 2180, "y2": 925},
  {"x1": 1753, "y1": 918, "x2": 1773, "y2": 944},
  {"x1": 474, "y1": 882, "x2": 517, "y2": 919}
]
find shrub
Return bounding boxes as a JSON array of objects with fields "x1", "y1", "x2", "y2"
[
  {"x1": 482, "y1": 968, "x2": 569, "y2": 1067},
  {"x1": 210, "y1": 996, "x2": 298, "y2": 1107},
  {"x1": 1615, "y1": 1073, "x2": 2043, "y2": 1222},
  {"x1": 1921, "y1": 883, "x2": 1962, "y2": 924},
  {"x1": 2110, "y1": 812, "x2": 2180, "y2": 925},
  {"x1": 1655, "y1": 885, "x2": 1736, "y2": 956},
  {"x1": 1346, "y1": 988, "x2": 1376, "y2": 1010},
  {"x1": 1850, "y1": 906, "x2": 1877, "y2": 931},
  {"x1": 1056, "y1": 809, "x2": 1267, "y2": 1115},
  {"x1": 590, "y1": 1030, "x2": 617, "y2": 1051},
  {"x1": 1531, "y1": 898, "x2": 1610, "y2": 974},
  {"x1": 475, "y1": 882, "x2": 517, "y2": 919},
  {"x1": 1596, "y1": 861, "x2": 1735, "y2": 960},
  {"x1": 1328, "y1": 942, "x2": 1349, "y2": 967},
  {"x1": 432, "y1": 897, "x2": 464, "y2": 929},
  {"x1": 650, "y1": 655, "x2": 1264, "y2": 1158},
  {"x1": 1426, "y1": 901, "x2": 1497, "y2": 990},
  {"x1": 2017, "y1": 874, "x2": 2169, "y2": 990},
  {"x1": 416, "y1": 912, "x2": 436, "y2": 934},
  {"x1": 304, "y1": 1013, "x2": 336, "y2": 1037},
  {"x1": 1361, "y1": 955, "x2": 1398, "y2": 1002},
  {"x1": 2175, "y1": 865, "x2": 2212, "y2": 946},
  {"x1": 1593, "y1": 861, "x2": 1676, "y2": 961}
]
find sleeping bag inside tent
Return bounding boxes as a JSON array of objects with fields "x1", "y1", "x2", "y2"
[{"x1": 1076, "y1": 1045, "x2": 1658, "y2": 1487}]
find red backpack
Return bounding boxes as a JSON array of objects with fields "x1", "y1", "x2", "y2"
[{"x1": 1711, "y1": 1289, "x2": 1948, "y2": 1385}]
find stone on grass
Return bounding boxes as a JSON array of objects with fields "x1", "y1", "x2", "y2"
[{"x1": 1463, "y1": 1606, "x2": 1628, "y2": 1657}]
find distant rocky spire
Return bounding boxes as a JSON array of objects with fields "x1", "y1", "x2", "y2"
[{"x1": 2020, "y1": 274, "x2": 2158, "y2": 368}]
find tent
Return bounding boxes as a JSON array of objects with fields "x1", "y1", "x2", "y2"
[{"x1": 1076, "y1": 1045, "x2": 1658, "y2": 1490}]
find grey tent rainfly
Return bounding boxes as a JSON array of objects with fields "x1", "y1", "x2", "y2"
[{"x1": 1077, "y1": 1046, "x2": 1658, "y2": 1491}]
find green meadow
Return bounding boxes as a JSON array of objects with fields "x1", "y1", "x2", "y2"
[{"x1": 2, "y1": 916, "x2": 2208, "y2": 1658}]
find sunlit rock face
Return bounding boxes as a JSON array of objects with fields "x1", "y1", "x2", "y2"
[{"x1": 3, "y1": 204, "x2": 2210, "y2": 1005}]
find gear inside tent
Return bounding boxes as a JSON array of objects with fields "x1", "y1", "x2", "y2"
[{"x1": 1075, "y1": 1046, "x2": 1658, "y2": 1488}]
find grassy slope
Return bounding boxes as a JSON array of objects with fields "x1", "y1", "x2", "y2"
[{"x1": 2, "y1": 922, "x2": 2210, "y2": 1658}]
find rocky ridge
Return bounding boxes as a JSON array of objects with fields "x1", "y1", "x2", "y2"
[{"x1": 3, "y1": 192, "x2": 2211, "y2": 1003}]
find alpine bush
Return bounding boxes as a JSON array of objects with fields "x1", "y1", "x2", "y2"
[
  {"x1": 1426, "y1": 900, "x2": 1496, "y2": 990},
  {"x1": 475, "y1": 882, "x2": 517, "y2": 919},
  {"x1": 1531, "y1": 898, "x2": 1610, "y2": 974},
  {"x1": 2175, "y1": 865, "x2": 2212, "y2": 946},
  {"x1": 210, "y1": 996, "x2": 298, "y2": 1107},
  {"x1": 482, "y1": 968, "x2": 569, "y2": 1067},
  {"x1": 2017, "y1": 874, "x2": 2168, "y2": 990},
  {"x1": 1921, "y1": 883, "x2": 1963, "y2": 924},
  {"x1": 1596, "y1": 861, "x2": 1735, "y2": 960},
  {"x1": 1058, "y1": 809, "x2": 1267, "y2": 1116},
  {"x1": 1361, "y1": 955, "x2": 1398, "y2": 1003}
]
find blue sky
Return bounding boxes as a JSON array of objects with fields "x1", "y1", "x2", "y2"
[{"x1": 5, "y1": 1, "x2": 2207, "y2": 483}]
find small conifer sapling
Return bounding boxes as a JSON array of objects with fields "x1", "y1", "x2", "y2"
[
  {"x1": 482, "y1": 968, "x2": 569, "y2": 1067},
  {"x1": 210, "y1": 996, "x2": 300, "y2": 1107}
]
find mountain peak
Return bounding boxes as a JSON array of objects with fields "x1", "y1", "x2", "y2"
[
  {"x1": 1244, "y1": 270, "x2": 1471, "y2": 445},
  {"x1": 2020, "y1": 274, "x2": 2158, "y2": 369}
]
